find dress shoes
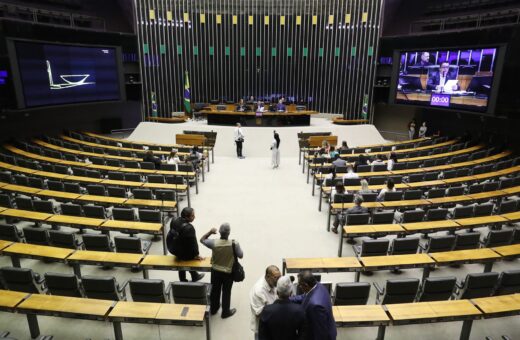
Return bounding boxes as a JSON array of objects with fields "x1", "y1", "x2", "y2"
[{"x1": 221, "y1": 308, "x2": 237, "y2": 319}]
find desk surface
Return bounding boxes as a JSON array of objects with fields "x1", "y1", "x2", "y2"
[
  {"x1": 67, "y1": 250, "x2": 143, "y2": 265},
  {"x1": 0, "y1": 209, "x2": 52, "y2": 221},
  {"x1": 491, "y1": 244, "x2": 520, "y2": 257},
  {"x1": 333, "y1": 305, "x2": 389, "y2": 324},
  {"x1": 0, "y1": 240, "x2": 13, "y2": 251},
  {"x1": 101, "y1": 220, "x2": 162, "y2": 232},
  {"x1": 140, "y1": 255, "x2": 211, "y2": 269},
  {"x1": 3, "y1": 184, "x2": 41, "y2": 194},
  {"x1": 455, "y1": 215, "x2": 508, "y2": 226},
  {"x1": 472, "y1": 294, "x2": 520, "y2": 316},
  {"x1": 38, "y1": 190, "x2": 82, "y2": 200},
  {"x1": 155, "y1": 303, "x2": 206, "y2": 323},
  {"x1": 430, "y1": 248, "x2": 500, "y2": 264},
  {"x1": 47, "y1": 215, "x2": 105, "y2": 227},
  {"x1": 124, "y1": 198, "x2": 177, "y2": 209},
  {"x1": 344, "y1": 224, "x2": 405, "y2": 235},
  {"x1": 0, "y1": 289, "x2": 28, "y2": 308},
  {"x1": 360, "y1": 254, "x2": 434, "y2": 269},
  {"x1": 79, "y1": 195, "x2": 127, "y2": 204},
  {"x1": 17, "y1": 294, "x2": 113, "y2": 317},
  {"x1": 501, "y1": 211, "x2": 520, "y2": 222},
  {"x1": 284, "y1": 257, "x2": 362, "y2": 271},
  {"x1": 2, "y1": 242, "x2": 73, "y2": 260},
  {"x1": 402, "y1": 220, "x2": 459, "y2": 232},
  {"x1": 386, "y1": 300, "x2": 481, "y2": 323}
]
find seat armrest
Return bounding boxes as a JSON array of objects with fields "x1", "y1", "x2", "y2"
[
  {"x1": 373, "y1": 282, "x2": 384, "y2": 295},
  {"x1": 118, "y1": 280, "x2": 129, "y2": 300},
  {"x1": 418, "y1": 243, "x2": 427, "y2": 252},
  {"x1": 75, "y1": 241, "x2": 84, "y2": 249},
  {"x1": 352, "y1": 245, "x2": 361, "y2": 257},
  {"x1": 142, "y1": 240, "x2": 152, "y2": 254}
]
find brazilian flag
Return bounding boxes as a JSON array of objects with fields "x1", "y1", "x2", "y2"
[{"x1": 184, "y1": 71, "x2": 191, "y2": 115}]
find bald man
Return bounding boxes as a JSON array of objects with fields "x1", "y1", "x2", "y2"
[{"x1": 250, "y1": 265, "x2": 282, "y2": 339}]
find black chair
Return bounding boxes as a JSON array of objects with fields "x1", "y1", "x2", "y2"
[
  {"x1": 47, "y1": 180, "x2": 65, "y2": 192},
  {"x1": 454, "y1": 232, "x2": 481, "y2": 250},
  {"x1": 123, "y1": 161, "x2": 140, "y2": 169},
  {"x1": 23, "y1": 227, "x2": 49, "y2": 246},
  {"x1": 353, "y1": 239, "x2": 389, "y2": 257},
  {"x1": 416, "y1": 276, "x2": 457, "y2": 302},
  {"x1": 90, "y1": 157, "x2": 106, "y2": 165},
  {"x1": 171, "y1": 282, "x2": 210, "y2": 305},
  {"x1": 114, "y1": 236, "x2": 152, "y2": 254},
  {"x1": 86, "y1": 170, "x2": 102, "y2": 179},
  {"x1": 83, "y1": 205, "x2": 107, "y2": 219},
  {"x1": 371, "y1": 212, "x2": 394, "y2": 224},
  {"x1": 13, "y1": 175, "x2": 29, "y2": 186},
  {"x1": 482, "y1": 230, "x2": 513, "y2": 248},
  {"x1": 423, "y1": 172, "x2": 439, "y2": 181},
  {"x1": 147, "y1": 175, "x2": 165, "y2": 184},
  {"x1": 82, "y1": 234, "x2": 114, "y2": 252},
  {"x1": 0, "y1": 267, "x2": 44, "y2": 293},
  {"x1": 403, "y1": 190, "x2": 422, "y2": 200},
  {"x1": 60, "y1": 203, "x2": 83, "y2": 217},
  {"x1": 420, "y1": 235, "x2": 456, "y2": 253},
  {"x1": 128, "y1": 278, "x2": 171, "y2": 303},
  {"x1": 112, "y1": 208, "x2": 136, "y2": 221},
  {"x1": 82, "y1": 276, "x2": 126, "y2": 300},
  {"x1": 333, "y1": 194, "x2": 354, "y2": 204},
  {"x1": 0, "y1": 224, "x2": 23, "y2": 242},
  {"x1": 86, "y1": 185, "x2": 106, "y2": 196},
  {"x1": 401, "y1": 210, "x2": 425, "y2": 223},
  {"x1": 54, "y1": 165, "x2": 69, "y2": 175},
  {"x1": 140, "y1": 162, "x2": 155, "y2": 170},
  {"x1": 383, "y1": 191, "x2": 403, "y2": 202},
  {"x1": 346, "y1": 213, "x2": 370, "y2": 226},
  {"x1": 499, "y1": 178, "x2": 515, "y2": 189},
  {"x1": 426, "y1": 208, "x2": 449, "y2": 221},
  {"x1": 343, "y1": 178, "x2": 361, "y2": 186},
  {"x1": 48, "y1": 230, "x2": 82, "y2": 249},
  {"x1": 108, "y1": 172, "x2": 125, "y2": 181},
  {"x1": 64, "y1": 183, "x2": 82, "y2": 194},
  {"x1": 28, "y1": 177, "x2": 44, "y2": 189},
  {"x1": 44, "y1": 272, "x2": 83, "y2": 297},
  {"x1": 512, "y1": 228, "x2": 520, "y2": 244},
  {"x1": 124, "y1": 173, "x2": 141, "y2": 182},
  {"x1": 494, "y1": 270, "x2": 520, "y2": 296},
  {"x1": 452, "y1": 206, "x2": 474, "y2": 219},
  {"x1": 408, "y1": 174, "x2": 424, "y2": 183},
  {"x1": 161, "y1": 164, "x2": 177, "y2": 171},
  {"x1": 15, "y1": 197, "x2": 33, "y2": 211},
  {"x1": 474, "y1": 203, "x2": 494, "y2": 217},
  {"x1": 361, "y1": 193, "x2": 378, "y2": 202},
  {"x1": 332, "y1": 282, "x2": 371, "y2": 305},
  {"x1": 0, "y1": 194, "x2": 13, "y2": 209},
  {"x1": 132, "y1": 189, "x2": 154, "y2": 200},
  {"x1": 497, "y1": 200, "x2": 518, "y2": 214},
  {"x1": 374, "y1": 279, "x2": 420, "y2": 304},
  {"x1": 373, "y1": 164, "x2": 387, "y2": 172},
  {"x1": 455, "y1": 272, "x2": 499, "y2": 299},
  {"x1": 106, "y1": 159, "x2": 122, "y2": 167},
  {"x1": 447, "y1": 186, "x2": 465, "y2": 197},
  {"x1": 443, "y1": 170, "x2": 458, "y2": 179},
  {"x1": 107, "y1": 186, "x2": 127, "y2": 198},
  {"x1": 427, "y1": 188, "x2": 445, "y2": 199},
  {"x1": 388, "y1": 238, "x2": 420, "y2": 255},
  {"x1": 468, "y1": 184, "x2": 485, "y2": 194},
  {"x1": 368, "y1": 177, "x2": 386, "y2": 185},
  {"x1": 32, "y1": 200, "x2": 55, "y2": 214},
  {"x1": 483, "y1": 181, "x2": 500, "y2": 192}
]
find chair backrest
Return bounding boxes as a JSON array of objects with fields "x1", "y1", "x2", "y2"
[
  {"x1": 124, "y1": 161, "x2": 140, "y2": 169},
  {"x1": 500, "y1": 178, "x2": 515, "y2": 189},
  {"x1": 423, "y1": 172, "x2": 439, "y2": 181},
  {"x1": 403, "y1": 190, "x2": 422, "y2": 200},
  {"x1": 343, "y1": 178, "x2": 361, "y2": 186},
  {"x1": 112, "y1": 208, "x2": 136, "y2": 221},
  {"x1": 108, "y1": 172, "x2": 125, "y2": 181},
  {"x1": 47, "y1": 180, "x2": 65, "y2": 192},
  {"x1": 371, "y1": 212, "x2": 394, "y2": 224},
  {"x1": 140, "y1": 162, "x2": 155, "y2": 170},
  {"x1": 13, "y1": 175, "x2": 29, "y2": 186},
  {"x1": 483, "y1": 181, "x2": 499, "y2": 192},
  {"x1": 155, "y1": 190, "x2": 176, "y2": 201},
  {"x1": 360, "y1": 239, "x2": 389, "y2": 257},
  {"x1": 443, "y1": 170, "x2": 458, "y2": 179},
  {"x1": 166, "y1": 176, "x2": 185, "y2": 185},
  {"x1": 373, "y1": 164, "x2": 387, "y2": 172},
  {"x1": 473, "y1": 203, "x2": 494, "y2": 217},
  {"x1": 333, "y1": 282, "x2": 371, "y2": 305},
  {"x1": 32, "y1": 200, "x2": 54, "y2": 214},
  {"x1": 64, "y1": 182, "x2": 81, "y2": 194},
  {"x1": 402, "y1": 210, "x2": 425, "y2": 223},
  {"x1": 83, "y1": 205, "x2": 106, "y2": 219},
  {"x1": 139, "y1": 209, "x2": 161, "y2": 223},
  {"x1": 468, "y1": 183, "x2": 484, "y2": 194},
  {"x1": 23, "y1": 227, "x2": 49, "y2": 245},
  {"x1": 82, "y1": 275, "x2": 124, "y2": 300},
  {"x1": 107, "y1": 186, "x2": 127, "y2": 198},
  {"x1": 368, "y1": 177, "x2": 386, "y2": 185},
  {"x1": 427, "y1": 188, "x2": 445, "y2": 199},
  {"x1": 0, "y1": 224, "x2": 22, "y2": 242},
  {"x1": 82, "y1": 234, "x2": 113, "y2": 252},
  {"x1": 133, "y1": 189, "x2": 153, "y2": 200},
  {"x1": 426, "y1": 208, "x2": 448, "y2": 221},
  {"x1": 147, "y1": 175, "x2": 165, "y2": 184},
  {"x1": 459, "y1": 272, "x2": 499, "y2": 299},
  {"x1": 44, "y1": 272, "x2": 83, "y2": 297},
  {"x1": 15, "y1": 197, "x2": 33, "y2": 211},
  {"x1": 161, "y1": 164, "x2": 177, "y2": 171},
  {"x1": 381, "y1": 279, "x2": 420, "y2": 304},
  {"x1": 426, "y1": 235, "x2": 456, "y2": 253},
  {"x1": 390, "y1": 238, "x2": 420, "y2": 255},
  {"x1": 28, "y1": 177, "x2": 44, "y2": 189},
  {"x1": 454, "y1": 232, "x2": 481, "y2": 250},
  {"x1": 0, "y1": 266, "x2": 41, "y2": 293},
  {"x1": 106, "y1": 159, "x2": 122, "y2": 167},
  {"x1": 453, "y1": 206, "x2": 474, "y2": 219},
  {"x1": 171, "y1": 282, "x2": 209, "y2": 305},
  {"x1": 48, "y1": 230, "x2": 78, "y2": 249},
  {"x1": 346, "y1": 213, "x2": 370, "y2": 225},
  {"x1": 494, "y1": 270, "x2": 520, "y2": 296},
  {"x1": 513, "y1": 228, "x2": 520, "y2": 244},
  {"x1": 86, "y1": 185, "x2": 106, "y2": 196},
  {"x1": 484, "y1": 230, "x2": 513, "y2": 248},
  {"x1": 417, "y1": 276, "x2": 457, "y2": 302},
  {"x1": 129, "y1": 279, "x2": 167, "y2": 303},
  {"x1": 498, "y1": 200, "x2": 518, "y2": 214},
  {"x1": 114, "y1": 236, "x2": 144, "y2": 254},
  {"x1": 447, "y1": 186, "x2": 465, "y2": 197},
  {"x1": 383, "y1": 191, "x2": 403, "y2": 202},
  {"x1": 408, "y1": 174, "x2": 424, "y2": 183},
  {"x1": 333, "y1": 193, "x2": 354, "y2": 204},
  {"x1": 361, "y1": 193, "x2": 377, "y2": 202},
  {"x1": 60, "y1": 203, "x2": 83, "y2": 217},
  {"x1": 54, "y1": 165, "x2": 69, "y2": 174}
]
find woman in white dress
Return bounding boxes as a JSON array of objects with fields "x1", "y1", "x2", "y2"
[{"x1": 270, "y1": 131, "x2": 281, "y2": 169}]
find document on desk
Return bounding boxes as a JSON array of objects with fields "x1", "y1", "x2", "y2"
[{"x1": 443, "y1": 80, "x2": 459, "y2": 93}]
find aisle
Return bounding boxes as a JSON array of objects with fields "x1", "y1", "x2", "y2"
[{"x1": 189, "y1": 155, "x2": 337, "y2": 339}]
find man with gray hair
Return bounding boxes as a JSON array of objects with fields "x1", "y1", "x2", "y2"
[
  {"x1": 258, "y1": 275, "x2": 307, "y2": 340},
  {"x1": 250, "y1": 265, "x2": 282, "y2": 339},
  {"x1": 347, "y1": 194, "x2": 368, "y2": 215},
  {"x1": 200, "y1": 223, "x2": 243, "y2": 318}
]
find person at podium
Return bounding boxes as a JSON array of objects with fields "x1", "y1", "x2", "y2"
[
  {"x1": 275, "y1": 99, "x2": 286, "y2": 112},
  {"x1": 236, "y1": 99, "x2": 248, "y2": 112},
  {"x1": 257, "y1": 102, "x2": 266, "y2": 113}
]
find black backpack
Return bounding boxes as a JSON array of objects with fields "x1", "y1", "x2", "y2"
[{"x1": 166, "y1": 221, "x2": 188, "y2": 255}]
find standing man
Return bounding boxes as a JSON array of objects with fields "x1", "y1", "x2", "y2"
[
  {"x1": 290, "y1": 270, "x2": 337, "y2": 340},
  {"x1": 234, "y1": 123, "x2": 245, "y2": 159},
  {"x1": 167, "y1": 207, "x2": 205, "y2": 282},
  {"x1": 200, "y1": 223, "x2": 243, "y2": 318},
  {"x1": 250, "y1": 265, "x2": 282, "y2": 339},
  {"x1": 258, "y1": 275, "x2": 307, "y2": 340}
]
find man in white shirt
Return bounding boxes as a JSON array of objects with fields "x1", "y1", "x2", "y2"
[
  {"x1": 234, "y1": 123, "x2": 245, "y2": 158},
  {"x1": 250, "y1": 265, "x2": 281, "y2": 339}
]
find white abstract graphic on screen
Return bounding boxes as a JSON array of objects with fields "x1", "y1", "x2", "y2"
[{"x1": 46, "y1": 60, "x2": 95, "y2": 89}]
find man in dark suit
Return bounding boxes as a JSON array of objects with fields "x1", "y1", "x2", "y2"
[
  {"x1": 236, "y1": 98, "x2": 248, "y2": 112},
  {"x1": 290, "y1": 271, "x2": 337, "y2": 340},
  {"x1": 259, "y1": 276, "x2": 307, "y2": 340},
  {"x1": 427, "y1": 62, "x2": 459, "y2": 92}
]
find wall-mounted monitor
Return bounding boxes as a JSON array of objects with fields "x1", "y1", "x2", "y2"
[
  {"x1": 8, "y1": 40, "x2": 124, "y2": 108},
  {"x1": 391, "y1": 47, "x2": 504, "y2": 113}
]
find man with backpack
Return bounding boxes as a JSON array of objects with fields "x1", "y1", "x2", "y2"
[{"x1": 167, "y1": 207, "x2": 205, "y2": 282}]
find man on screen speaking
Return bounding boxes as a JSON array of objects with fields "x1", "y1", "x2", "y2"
[{"x1": 427, "y1": 62, "x2": 459, "y2": 93}]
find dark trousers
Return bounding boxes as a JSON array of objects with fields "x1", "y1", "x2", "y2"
[
  {"x1": 179, "y1": 270, "x2": 200, "y2": 282},
  {"x1": 210, "y1": 269, "x2": 233, "y2": 314},
  {"x1": 235, "y1": 141, "x2": 243, "y2": 157}
]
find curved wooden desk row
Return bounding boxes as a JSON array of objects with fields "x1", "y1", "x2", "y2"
[
  {"x1": 0, "y1": 240, "x2": 210, "y2": 279},
  {"x1": 331, "y1": 118, "x2": 369, "y2": 125},
  {"x1": 283, "y1": 243, "x2": 520, "y2": 285},
  {"x1": 357, "y1": 137, "x2": 432, "y2": 149},
  {"x1": 0, "y1": 161, "x2": 192, "y2": 207},
  {"x1": 337, "y1": 210, "x2": 520, "y2": 256},
  {"x1": 0, "y1": 181, "x2": 178, "y2": 211},
  {"x1": 0, "y1": 289, "x2": 210, "y2": 340},
  {"x1": 331, "y1": 294, "x2": 520, "y2": 340}
]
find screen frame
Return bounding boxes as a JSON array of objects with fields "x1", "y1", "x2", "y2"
[
  {"x1": 388, "y1": 44, "x2": 507, "y2": 115},
  {"x1": 6, "y1": 38, "x2": 126, "y2": 109}
]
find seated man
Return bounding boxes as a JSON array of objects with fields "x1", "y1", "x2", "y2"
[
  {"x1": 236, "y1": 99, "x2": 249, "y2": 112},
  {"x1": 257, "y1": 102, "x2": 267, "y2": 113},
  {"x1": 275, "y1": 99, "x2": 286, "y2": 112},
  {"x1": 427, "y1": 62, "x2": 459, "y2": 92}
]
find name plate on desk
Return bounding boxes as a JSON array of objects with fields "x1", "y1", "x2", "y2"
[
  {"x1": 430, "y1": 93, "x2": 451, "y2": 107},
  {"x1": 255, "y1": 111, "x2": 263, "y2": 117}
]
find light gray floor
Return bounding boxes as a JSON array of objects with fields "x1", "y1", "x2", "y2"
[{"x1": 1, "y1": 155, "x2": 519, "y2": 339}]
